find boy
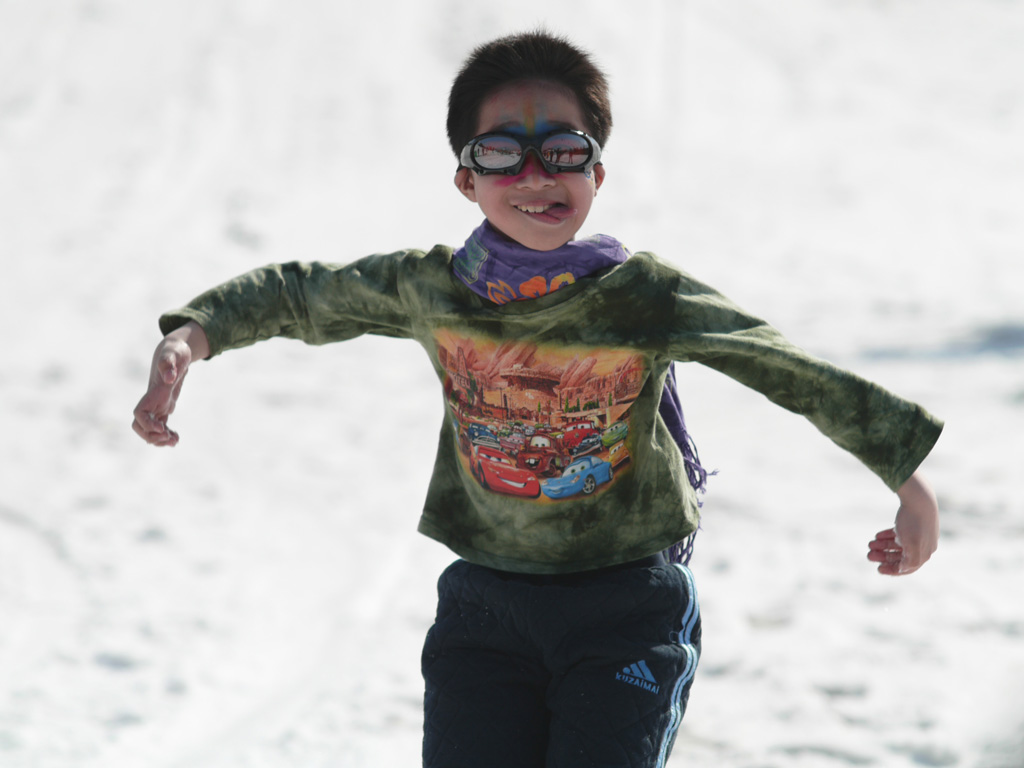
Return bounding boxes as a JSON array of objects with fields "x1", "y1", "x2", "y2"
[{"x1": 133, "y1": 31, "x2": 942, "y2": 768}]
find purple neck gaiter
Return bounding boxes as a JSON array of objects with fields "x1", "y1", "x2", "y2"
[
  {"x1": 452, "y1": 219, "x2": 630, "y2": 303},
  {"x1": 452, "y1": 220, "x2": 709, "y2": 564}
]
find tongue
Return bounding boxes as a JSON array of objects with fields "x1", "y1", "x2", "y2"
[{"x1": 526, "y1": 203, "x2": 573, "y2": 222}]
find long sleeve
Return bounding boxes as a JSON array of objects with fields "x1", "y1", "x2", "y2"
[
  {"x1": 661, "y1": 267, "x2": 943, "y2": 491},
  {"x1": 158, "y1": 251, "x2": 422, "y2": 356}
]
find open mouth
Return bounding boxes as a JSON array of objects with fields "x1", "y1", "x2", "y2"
[{"x1": 513, "y1": 202, "x2": 573, "y2": 221}]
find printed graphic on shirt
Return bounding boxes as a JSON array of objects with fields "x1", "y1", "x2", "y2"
[
  {"x1": 482, "y1": 272, "x2": 577, "y2": 305},
  {"x1": 435, "y1": 330, "x2": 646, "y2": 502}
]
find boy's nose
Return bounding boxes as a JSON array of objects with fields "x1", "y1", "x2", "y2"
[{"x1": 514, "y1": 152, "x2": 556, "y2": 186}]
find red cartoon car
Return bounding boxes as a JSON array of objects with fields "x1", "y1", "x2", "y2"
[
  {"x1": 516, "y1": 433, "x2": 569, "y2": 477},
  {"x1": 561, "y1": 418, "x2": 601, "y2": 456},
  {"x1": 471, "y1": 445, "x2": 541, "y2": 498}
]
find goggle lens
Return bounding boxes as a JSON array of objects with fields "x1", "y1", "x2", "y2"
[
  {"x1": 537, "y1": 133, "x2": 591, "y2": 167},
  {"x1": 473, "y1": 135, "x2": 529, "y2": 170}
]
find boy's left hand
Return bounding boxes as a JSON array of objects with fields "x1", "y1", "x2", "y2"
[{"x1": 867, "y1": 471, "x2": 939, "y2": 576}]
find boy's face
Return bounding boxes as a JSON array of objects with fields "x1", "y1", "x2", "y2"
[{"x1": 454, "y1": 80, "x2": 605, "y2": 252}]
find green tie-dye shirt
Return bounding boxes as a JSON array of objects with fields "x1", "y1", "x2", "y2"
[{"x1": 159, "y1": 246, "x2": 942, "y2": 574}]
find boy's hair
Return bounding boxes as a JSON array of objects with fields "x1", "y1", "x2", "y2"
[{"x1": 447, "y1": 30, "x2": 613, "y2": 157}]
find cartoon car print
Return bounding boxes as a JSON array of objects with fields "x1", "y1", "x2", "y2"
[
  {"x1": 601, "y1": 420, "x2": 628, "y2": 447},
  {"x1": 517, "y1": 433, "x2": 569, "y2": 477},
  {"x1": 608, "y1": 440, "x2": 631, "y2": 468},
  {"x1": 500, "y1": 432, "x2": 527, "y2": 456},
  {"x1": 570, "y1": 432, "x2": 602, "y2": 456},
  {"x1": 467, "y1": 423, "x2": 501, "y2": 450},
  {"x1": 540, "y1": 455, "x2": 614, "y2": 499},
  {"x1": 560, "y1": 418, "x2": 600, "y2": 454},
  {"x1": 471, "y1": 445, "x2": 541, "y2": 498}
]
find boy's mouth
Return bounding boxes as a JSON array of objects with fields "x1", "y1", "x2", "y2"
[{"x1": 513, "y1": 202, "x2": 574, "y2": 222}]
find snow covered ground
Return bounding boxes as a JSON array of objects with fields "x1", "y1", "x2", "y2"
[{"x1": 2, "y1": 1, "x2": 1023, "y2": 766}]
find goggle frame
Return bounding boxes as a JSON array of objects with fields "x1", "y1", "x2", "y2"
[{"x1": 459, "y1": 129, "x2": 603, "y2": 176}]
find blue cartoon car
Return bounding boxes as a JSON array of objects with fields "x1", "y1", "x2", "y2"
[
  {"x1": 540, "y1": 455, "x2": 614, "y2": 499},
  {"x1": 467, "y1": 423, "x2": 501, "y2": 450}
]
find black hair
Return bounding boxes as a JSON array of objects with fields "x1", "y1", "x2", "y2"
[{"x1": 447, "y1": 30, "x2": 612, "y2": 158}]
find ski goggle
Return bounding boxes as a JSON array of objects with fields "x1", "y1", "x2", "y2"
[{"x1": 459, "y1": 129, "x2": 602, "y2": 176}]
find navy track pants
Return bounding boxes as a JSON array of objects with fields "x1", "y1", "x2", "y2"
[{"x1": 422, "y1": 558, "x2": 701, "y2": 768}]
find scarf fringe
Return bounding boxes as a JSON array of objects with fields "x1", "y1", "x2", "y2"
[
  {"x1": 659, "y1": 364, "x2": 716, "y2": 566},
  {"x1": 663, "y1": 428, "x2": 716, "y2": 566}
]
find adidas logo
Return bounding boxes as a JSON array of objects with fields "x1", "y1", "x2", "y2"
[{"x1": 615, "y1": 659, "x2": 660, "y2": 694}]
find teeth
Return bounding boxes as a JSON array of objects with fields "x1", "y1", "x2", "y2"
[{"x1": 516, "y1": 204, "x2": 555, "y2": 213}]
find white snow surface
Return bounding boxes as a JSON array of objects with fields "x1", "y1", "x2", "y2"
[{"x1": 2, "y1": 1, "x2": 1023, "y2": 766}]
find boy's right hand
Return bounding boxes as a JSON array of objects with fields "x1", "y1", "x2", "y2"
[
  {"x1": 132, "y1": 321, "x2": 209, "y2": 447},
  {"x1": 867, "y1": 471, "x2": 939, "y2": 576}
]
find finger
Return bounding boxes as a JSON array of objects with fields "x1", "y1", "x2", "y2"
[
  {"x1": 132, "y1": 408, "x2": 166, "y2": 436},
  {"x1": 874, "y1": 546, "x2": 925, "y2": 576},
  {"x1": 877, "y1": 562, "x2": 906, "y2": 576},
  {"x1": 132, "y1": 417, "x2": 179, "y2": 446},
  {"x1": 132, "y1": 393, "x2": 171, "y2": 432},
  {"x1": 132, "y1": 405, "x2": 161, "y2": 435},
  {"x1": 873, "y1": 528, "x2": 898, "y2": 541},
  {"x1": 880, "y1": 559, "x2": 921, "y2": 577},
  {"x1": 132, "y1": 416, "x2": 163, "y2": 443},
  {"x1": 135, "y1": 374, "x2": 180, "y2": 420},
  {"x1": 867, "y1": 549, "x2": 904, "y2": 564},
  {"x1": 133, "y1": 394, "x2": 169, "y2": 432},
  {"x1": 168, "y1": 368, "x2": 188, "y2": 414},
  {"x1": 897, "y1": 545, "x2": 929, "y2": 575},
  {"x1": 867, "y1": 538, "x2": 899, "y2": 551},
  {"x1": 157, "y1": 352, "x2": 180, "y2": 386}
]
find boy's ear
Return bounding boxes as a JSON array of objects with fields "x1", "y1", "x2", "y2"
[
  {"x1": 593, "y1": 163, "x2": 606, "y2": 193},
  {"x1": 454, "y1": 168, "x2": 478, "y2": 202}
]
